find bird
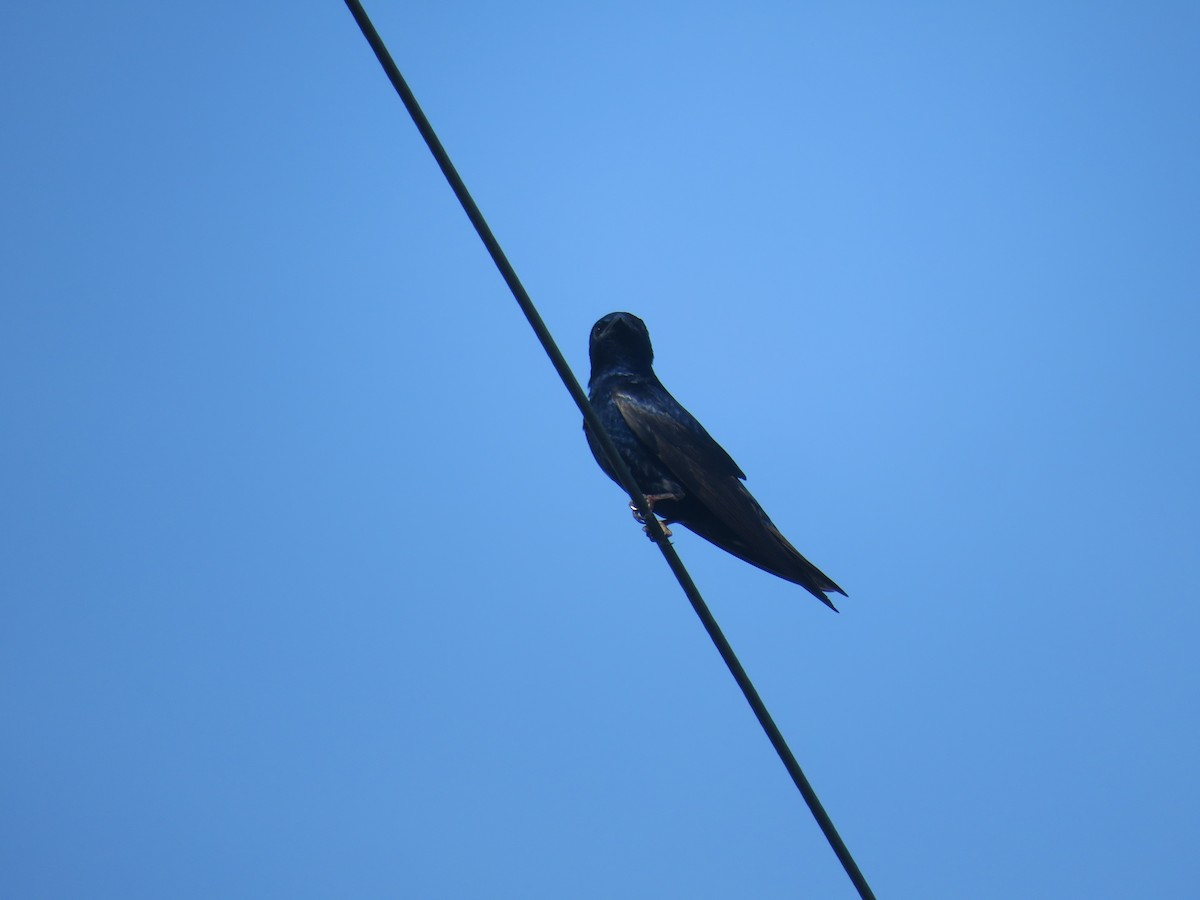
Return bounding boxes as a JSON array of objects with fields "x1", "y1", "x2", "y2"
[{"x1": 584, "y1": 311, "x2": 846, "y2": 610}]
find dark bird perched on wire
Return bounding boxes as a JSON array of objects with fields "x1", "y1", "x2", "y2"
[{"x1": 584, "y1": 311, "x2": 846, "y2": 611}]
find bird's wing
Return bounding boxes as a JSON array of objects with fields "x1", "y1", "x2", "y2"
[
  {"x1": 612, "y1": 380, "x2": 743, "y2": 475},
  {"x1": 611, "y1": 380, "x2": 778, "y2": 540},
  {"x1": 613, "y1": 379, "x2": 845, "y2": 606}
]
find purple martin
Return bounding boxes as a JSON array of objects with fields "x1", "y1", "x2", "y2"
[{"x1": 584, "y1": 312, "x2": 846, "y2": 610}]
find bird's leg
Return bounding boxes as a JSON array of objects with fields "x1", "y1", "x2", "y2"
[{"x1": 629, "y1": 493, "x2": 683, "y2": 539}]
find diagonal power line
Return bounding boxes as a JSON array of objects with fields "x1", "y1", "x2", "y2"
[{"x1": 340, "y1": 4, "x2": 876, "y2": 897}]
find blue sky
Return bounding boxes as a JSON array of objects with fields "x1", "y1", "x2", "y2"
[{"x1": 2, "y1": 2, "x2": 1198, "y2": 897}]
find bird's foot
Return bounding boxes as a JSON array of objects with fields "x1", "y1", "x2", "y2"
[
  {"x1": 629, "y1": 493, "x2": 681, "y2": 541},
  {"x1": 642, "y1": 519, "x2": 673, "y2": 540}
]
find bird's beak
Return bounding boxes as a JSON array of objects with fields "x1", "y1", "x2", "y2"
[{"x1": 606, "y1": 314, "x2": 636, "y2": 336}]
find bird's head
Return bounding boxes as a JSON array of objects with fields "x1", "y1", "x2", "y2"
[{"x1": 588, "y1": 311, "x2": 654, "y2": 375}]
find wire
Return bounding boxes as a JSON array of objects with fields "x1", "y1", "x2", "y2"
[{"x1": 341, "y1": 4, "x2": 877, "y2": 898}]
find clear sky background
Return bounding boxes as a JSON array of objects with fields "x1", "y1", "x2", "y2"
[{"x1": 3, "y1": 2, "x2": 1197, "y2": 898}]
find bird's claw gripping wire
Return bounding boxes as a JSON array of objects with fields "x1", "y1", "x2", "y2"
[
  {"x1": 629, "y1": 493, "x2": 682, "y2": 540},
  {"x1": 630, "y1": 506, "x2": 673, "y2": 539}
]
